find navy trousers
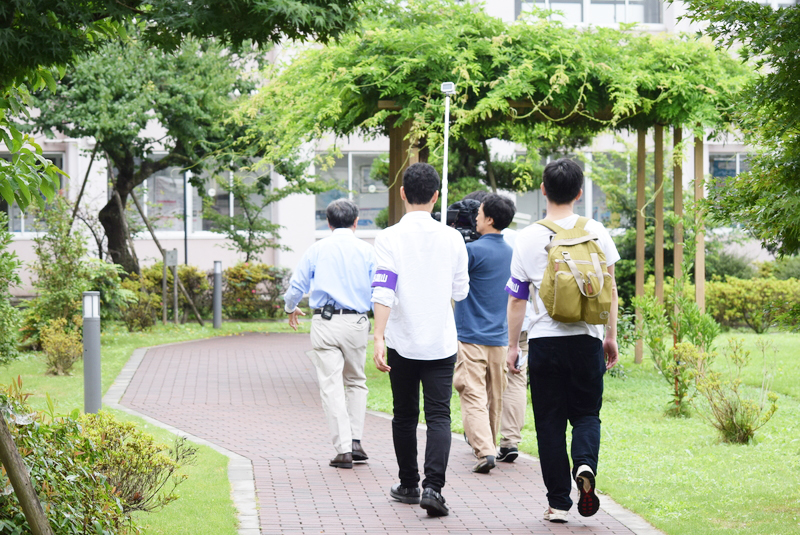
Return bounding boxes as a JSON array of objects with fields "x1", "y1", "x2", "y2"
[
  {"x1": 528, "y1": 335, "x2": 606, "y2": 511},
  {"x1": 388, "y1": 347, "x2": 456, "y2": 493}
]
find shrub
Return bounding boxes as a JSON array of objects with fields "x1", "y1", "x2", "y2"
[
  {"x1": 687, "y1": 338, "x2": 779, "y2": 444},
  {"x1": 85, "y1": 259, "x2": 135, "y2": 321},
  {"x1": 771, "y1": 255, "x2": 800, "y2": 280},
  {"x1": 20, "y1": 197, "x2": 90, "y2": 349},
  {"x1": 40, "y1": 317, "x2": 83, "y2": 375},
  {"x1": 705, "y1": 249, "x2": 756, "y2": 280},
  {"x1": 223, "y1": 262, "x2": 290, "y2": 319},
  {"x1": 705, "y1": 277, "x2": 800, "y2": 333},
  {"x1": 140, "y1": 262, "x2": 211, "y2": 321},
  {"x1": 78, "y1": 411, "x2": 197, "y2": 515},
  {"x1": 119, "y1": 275, "x2": 159, "y2": 332},
  {"x1": 0, "y1": 212, "x2": 22, "y2": 366},
  {"x1": 1, "y1": 383, "x2": 195, "y2": 533},
  {"x1": 0, "y1": 384, "x2": 125, "y2": 534}
]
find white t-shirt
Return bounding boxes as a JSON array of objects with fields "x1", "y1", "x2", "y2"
[{"x1": 509, "y1": 213, "x2": 620, "y2": 340}]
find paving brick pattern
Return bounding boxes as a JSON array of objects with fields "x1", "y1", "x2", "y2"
[{"x1": 121, "y1": 332, "x2": 640, "y2": 534}]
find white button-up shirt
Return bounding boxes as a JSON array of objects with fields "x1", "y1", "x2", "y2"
[{"x1": 371, "y1": 211, "x2": 469, "y2": 360}]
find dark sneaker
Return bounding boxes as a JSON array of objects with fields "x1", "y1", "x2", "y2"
[
  {"x1": 496, "y1": 446, "x2": 519, "y2": 463},
  {"x1": 390, "y1": 483, "x2": 420, "y2": 504},
  {"x1": 575, "y1": 464, "x2": 600, "y2": 517},
  {"x1": 472, "y1": 455, "x2": 496, "y2": 474},
  {"x1": 420, "y1": 488, "x2": 449, "y2": 517}
]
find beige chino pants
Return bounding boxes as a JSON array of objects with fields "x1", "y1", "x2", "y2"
[
  {"x1": 499, "y1": 332, "x2": 528, "y2": 448},
  {"x1": 454, "y1": 341, "x2": 508, "y2": 458},
  {"x1": 309, "y1": 313, "x2": 370, "y2": 454}
]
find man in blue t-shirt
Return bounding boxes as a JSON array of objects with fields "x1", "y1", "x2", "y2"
[{"x1": 454, "y1": 193, "x2": 516, "y2": 473}]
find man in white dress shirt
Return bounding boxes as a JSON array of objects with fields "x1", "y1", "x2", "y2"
[
  {"x1": 283, "y1": 199, "x2": 376, "y2": 470},
  {"x1": 372, "y1": 163, "x2": 469, "y2": 517}
]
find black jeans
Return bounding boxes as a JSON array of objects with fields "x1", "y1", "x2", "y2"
[
  {"x1": 387, "y1": 347, "x2": 456, "y2": 493},
  {"x1": 529, "y1": 335, "x2": 606, "y2": 511}
]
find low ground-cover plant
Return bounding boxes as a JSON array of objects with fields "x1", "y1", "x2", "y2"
[
  {"x1": 686, "y1": 337, "x2": 779, "y2": 444},
  {"x1": 40, "y1": 317, "x2": 83, "y2": 375}
]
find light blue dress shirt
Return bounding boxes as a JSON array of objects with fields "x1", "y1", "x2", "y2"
[{"x1": 283, "y1": 228, "x2": 376, "y2": 313}]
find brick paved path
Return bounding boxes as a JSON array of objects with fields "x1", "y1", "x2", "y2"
[{"x1": 120, "y1": 332, "x2": 655, "y2": 535}]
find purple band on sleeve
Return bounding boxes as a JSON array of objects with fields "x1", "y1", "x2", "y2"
[
  {"x1": 371, "y1": 269, "x2": 398, "y2": 290},
  {"x1": 505, "y1": 276, "x2": 530, "y2": 300}
]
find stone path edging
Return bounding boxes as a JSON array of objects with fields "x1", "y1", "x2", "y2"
[{"x1": 103, "y1": 345, "x2": 260, "y2": 535}]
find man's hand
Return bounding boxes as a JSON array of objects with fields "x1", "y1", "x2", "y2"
[
  {"x1": 373, "y1": 334, "x2": 391, "y2": 373},
  {"x1": 603, "y1": 338, "x2": 619, "y2": 370},
  {"x1": 506, "y1": 345, "x2": 521, "y2": 374},
  {"x1": 288, "y1": 308, "x2": 306, "y2": 331}
]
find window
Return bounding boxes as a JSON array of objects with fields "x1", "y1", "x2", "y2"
[
  {"x1": 1, "y1": 153, "x2": 64, "y2": 233},
  {"x1": 315, "y1": 153, "x2": 388, "y2": 231},
  {"x1": 709, "y1": 153, "x2": 750, "y2": 189},
  {"x1": 517, "y1": 0, "x2": 662, "y2": 24}
]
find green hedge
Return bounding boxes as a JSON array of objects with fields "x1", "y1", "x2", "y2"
[{"x1": 706, "y1": 277, "x2": 800, "y2": 333}]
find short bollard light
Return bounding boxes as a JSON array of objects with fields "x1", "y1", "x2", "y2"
[
  {"x1": 213, "y1": 261, "x2": 222, "y2": 329},
  {"x1": 82, "y1": 291, "x2": 102, "y2": 414}
]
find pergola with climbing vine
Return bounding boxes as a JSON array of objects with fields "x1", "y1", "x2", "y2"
[{"x1": 240, "y1": 0, "x2": 750, "y2": 362}]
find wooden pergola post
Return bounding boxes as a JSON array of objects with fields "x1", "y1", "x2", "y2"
[
  {"x1": 673, "y1": 127, "x2": 683, "y2": 284},
  {"x1": 635, "y1": 128, "x2": 647, "y2": 364},
  {"x1": 694, "y1": 136, "x2": 705, "y2": 311},
  {"x1": 654, "y1": 124, "x2": 664, "y2": 303}
]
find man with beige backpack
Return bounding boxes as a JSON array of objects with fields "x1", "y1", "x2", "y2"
[{"x1": 505, "y1": 158, "x2": 620, "y2": 524}]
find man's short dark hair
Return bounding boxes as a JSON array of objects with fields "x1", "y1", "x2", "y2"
[
  {"x1": 543, "y1": 158, "x2": 584, "y2": 205},
  {"x1": 462, "y1": 190, "x2": 490, "y2": 203},
  {"x1": 481, "y1": 194, "x2": 516, "y2": 231},
  {"x1": 326, "y1": 198, "x2": 359, "y2": 228},
  {"x1": 403, "y1": 163, "x2": 440, "y2": 205}
]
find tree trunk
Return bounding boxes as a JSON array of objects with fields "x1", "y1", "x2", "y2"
[{"x1": 99, "y1": 190, "x2": 139, "y2": 274}]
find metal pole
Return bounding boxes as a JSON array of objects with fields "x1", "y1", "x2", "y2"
[
  {"x1": 82, "y1": 291, "x2": 101, "y2": 414},
  {"x1": 213, "y1": 261, "x2": 222, "y2": 329},
  {"x1": 184, "y1": 171, "x2": 189, "y2": 266},
  {"x1": 441, "y1": 93, "x2": 451, "y2": 224}
]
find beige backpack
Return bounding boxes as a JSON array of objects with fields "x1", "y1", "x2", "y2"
[{"x1": 535, "y1": 217, "x2": 612, "y2": 324}]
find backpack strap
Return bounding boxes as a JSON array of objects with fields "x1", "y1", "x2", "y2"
[
  {"x1": 575, "y1": 216, "x2": 590, "y2": 230},
  {"x1": 536, "y1": 219, "x2": 564, "y2": 234}
]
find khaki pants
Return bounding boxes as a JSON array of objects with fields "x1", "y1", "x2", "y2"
[
  {"x1": 309, "y1": 314, "x2": 370, "y2": 454},
  {"x1": 454, "y1": 342, "x2": 508, "y2": 458},
  {"x1": 500, "y1": 333, "x2": 528, "y2": 448}
]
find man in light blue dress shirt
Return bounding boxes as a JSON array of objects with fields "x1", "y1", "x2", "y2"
[{"x1": 283, "y1": 199, "x2": 376, "y2": 469}]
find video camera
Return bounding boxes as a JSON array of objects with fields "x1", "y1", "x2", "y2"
[{"x1": 432, "y1": 199, "x2": 481, "y2": 243}]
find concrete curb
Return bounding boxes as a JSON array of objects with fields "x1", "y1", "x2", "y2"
[
  {"x1": 103, "y1": 346, "x2": 260, "y2": 535},
  {"x1": 366, "y1": 409, "x2": 666, "y2": 535}
]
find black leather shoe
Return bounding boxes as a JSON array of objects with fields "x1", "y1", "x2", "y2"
[
  {"x1": 352, "y1": 441, "x2": 368, "y2": 462},
  {"x1": 420, "y1": 488, "x2": 449, "y2": 517},
  {"x1": 329, "y1": 452, "x2": 353, "y2": 468},
  {"x1": 390, "y1": 483, "x2": 420, "y2": 504}
]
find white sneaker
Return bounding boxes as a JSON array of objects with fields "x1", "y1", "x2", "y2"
[{"x1": 543, "y1": 507, "x2": 569, "y2": 523}]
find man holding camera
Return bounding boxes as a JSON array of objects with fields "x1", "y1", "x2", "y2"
[
  {"x1": 453, "y1": 193, "x2": 516, "y2": 473},
  {"x1": 283, "y1": 199, "x2": 376, "y2": 469},
  {"x1": 372, "y1": 162, "x2": 469, "y2": 517}
]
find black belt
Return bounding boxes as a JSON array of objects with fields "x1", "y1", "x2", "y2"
[{"x1": 313, "y1": 308, "x2": 363, "y2": 315}]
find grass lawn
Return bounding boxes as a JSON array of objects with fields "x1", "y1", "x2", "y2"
[
  {"x1": 0, "y1": 320, "x2": 308, "y2": 534},
  {"x1": 365, "y1": 331, "x2": 800, "y2": 535}
]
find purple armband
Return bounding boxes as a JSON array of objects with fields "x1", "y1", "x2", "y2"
[
  {"x1": 372, "y1": 269, "x2": 398, "y2": 290},
  {"x1": 505, "y1": 277, "x2": 530, "y2": 300}
]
